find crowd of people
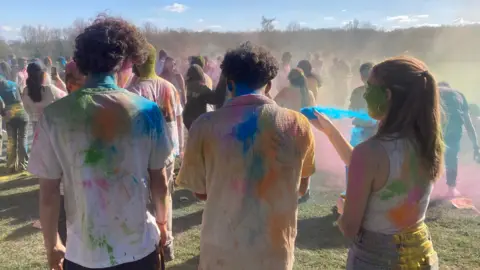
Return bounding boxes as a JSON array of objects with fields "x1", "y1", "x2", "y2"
[{"x1": 0, "y1": 15, "x2": 479, "y2": 270}]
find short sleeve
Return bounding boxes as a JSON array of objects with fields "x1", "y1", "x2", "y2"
[
  {"x1": 149, "y1": 106, "x2": 174, "y2": 170},
  {"x1": 300, "y1": 118, "x2": 316, "y2": 178},
  {"x1": 175, "y1": 118, "x2": 206, "y2": 194},
  {"x1": 173, "y1": 90, "x2": 183, "y2": 117},
  {"x1": 28, "y1": 114, "x2": 62, "y2": 179}
]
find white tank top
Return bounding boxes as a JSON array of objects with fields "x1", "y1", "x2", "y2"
[{"x1": 362, "y1": 138, "x2": 433, "y2": 234}]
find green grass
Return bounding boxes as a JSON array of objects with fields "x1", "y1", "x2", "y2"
[{"x1": 1, "y1": 173, "x2": 479, "y2": 270}]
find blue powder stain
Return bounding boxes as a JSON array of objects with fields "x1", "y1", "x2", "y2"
[
  {"x1": 301, "y1": 106, "x2": 374, "y2": 122},
  {"x1": 130, "y1": 94, "x2": 164, "y2": 141},
  {"x1": 232, "y1": 112, "x2": 258, "y2": 153},
  {"x1": 132, "y1": 176, "x2": 139, "y2": 184}
]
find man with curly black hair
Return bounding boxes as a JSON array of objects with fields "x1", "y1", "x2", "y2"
[
  {"x1": 176, "y1": 42, "x2": 316, "y2": 270},
  {"x1": 28, "y1": 16, "x2": 173, "y2": 270}
]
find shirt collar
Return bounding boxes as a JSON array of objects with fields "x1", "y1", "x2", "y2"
[
  {"x1": 224, "y1": 94, "x2": 276, "y2": 108},
  {"x1": 83, "y1": 73, "x2": 119, "y2": 89}
]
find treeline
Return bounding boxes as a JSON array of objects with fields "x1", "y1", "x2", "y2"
[{"x1": 1, "y1": 18, "x2": 480, "y2": 64}]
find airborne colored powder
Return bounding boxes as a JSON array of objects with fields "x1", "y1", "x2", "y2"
[{"x1": 300, "y1": 106, "x2": 374, "y2": 121}]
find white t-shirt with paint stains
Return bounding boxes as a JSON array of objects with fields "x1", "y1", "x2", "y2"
[{"x1": 28, "y1": 86, "x2": 173, "y2": 268}]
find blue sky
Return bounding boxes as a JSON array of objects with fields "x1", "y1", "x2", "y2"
[{"x1": 1, "y1": 0, "x2": 479, "y2": 40}]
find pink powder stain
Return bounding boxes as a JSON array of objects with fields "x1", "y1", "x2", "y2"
[
  {"x1": 407, "y1": 186, "x2": 424, "y2": 204},
  {"x1": 231, "y1": 179, "x2": 246, "y2": 195},
  {"x1": 94, "y1": 179, "x2": 110, "y2": 192},
  {"x1": 431, "y1": 161, "x2": 480, "y2": 209},
  {"x1": 82, "y1": 180, "x2": 93, "y2": 189}
]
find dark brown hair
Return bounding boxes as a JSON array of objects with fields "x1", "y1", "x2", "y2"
[{"x1": 371, "y1": 56, "x2": 444, "y2": 180}]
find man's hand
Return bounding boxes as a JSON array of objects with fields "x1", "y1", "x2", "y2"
[
  {"x1": 474, "y1": 147, "x2": 480, "y2": 163},
  {"x1": 47, "y1": 244, "x2": 65, "y2": 270},
  {"x1": 156, "y1": 221, "x2": 168, "y2": 247}
]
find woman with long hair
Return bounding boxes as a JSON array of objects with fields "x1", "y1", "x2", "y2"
[
  {"x1": 182, "y1": 64, "x2": 226, "y2": 130},
  {"x1": 298, "y1": 60, "x2": 321, "y2": 103},
  {"x1": 274, "y1": 68, "x2": 315, "y2": 112},
  {"x1": 310, "y1": 56, "x2": 443, "y2": 269},
  {"x1": 22, "y1": 62, "x2": 66, "y2": 132}
]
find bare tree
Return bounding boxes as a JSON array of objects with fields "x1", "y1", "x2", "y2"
[
  {"x1": 261, "y1": 16, "x2": 276, "y2": 32},
  {"x1": 286, "y1": 21, "x2": 302, "y2": 32}
]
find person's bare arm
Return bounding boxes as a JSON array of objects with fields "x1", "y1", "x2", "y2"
[
  {"x1": 176, "y1": 115, "x2": 184, "y2": 154},
  {"x1": 176, "y1": 74, "x2": 186, "y2": 106},
  {"x1": 327, "y1": 127, "x2": 354, "y2": 166},
  {"x1": 39, "y1": 179, "x2": 65, "y2": 255},
  {"x1": 337, "y1": 140, "x2": 381, "y2": 238},
  {"x1": 299, "y1": 177, "x2": 310, "y2": 196},
  {"x1": 149, "y1": 168, "x2": 169, "y2": 244}
]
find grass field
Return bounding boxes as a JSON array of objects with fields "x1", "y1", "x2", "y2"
[{"x1": 0, "y1": 170, "x2": 479, "y2": 270}]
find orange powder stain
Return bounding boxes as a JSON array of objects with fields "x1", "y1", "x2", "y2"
[
  {"x1": 268, "y1": 213, "x2": 290, "y2": 251},
  {"x1": 255, "y1": 130, "x2": 279, "y2": 201},
  {"x1": 388, "y1": 201, "x2": 419, "y2": 229},
  {"x1": 92, "y1": 107, "x2": 120, "y2": 142}
]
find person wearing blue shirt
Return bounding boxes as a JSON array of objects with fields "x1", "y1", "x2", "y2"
[
  {"x1": 438, "y1": 82, "x2": 480, "y2": 197},
  {"x1": 0, "y1": 77, "x2": 28, "y2": 173}
]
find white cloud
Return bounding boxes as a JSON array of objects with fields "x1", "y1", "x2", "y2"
[
  {"x1": 386, "y1": 15, "x2": 429, "y2": 24},
  {"x1": 198, "y1": 18, "x2": 204, "y2": 23},
  {"x1": 0, "y1": 26, "x2": 13, "y2": 32},
  {"x1": 415, "y1": 14, "x2": 429, "y2": 19},
  {"x1": 299, "y1": 21, "x2": 307, "y2": 26},
  {"x1": 207, "y1": 25, "x2": 222, "y2": 29},
  {"x1": 415, "y1": 23, "x2": 440, "y2": 28},
  {"x1": 163, "y1": 3, "x2": 188, "y2": 13},
  {"x1": 323, "y1": 16, "x2": 335, "y2": 21},
  {"x1": 272, "y1": 20, "x2": 280, "y2": 25},
  {"x1": 387, "y1": 15, "x2": 409, "y2": 21},
  {"x1": 341, "y1": 9, "x2": 347, "y2": 12},
  {"x1": 453, "y1": 18, "x2": 480, "y2": 25}
]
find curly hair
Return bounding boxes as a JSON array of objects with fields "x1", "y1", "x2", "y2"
[
  {"x1": 221, "y1": 42, "x2": 279, "y2": 90},
  {"x1": 74, "y1": 15, "x2": 148, "y2": 75}
]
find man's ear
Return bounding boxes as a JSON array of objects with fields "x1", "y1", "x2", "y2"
[
  {"x1": 386, "y1": 88, "x2": 392, "y2": 101},
  {"x1": 265, "y1": 81, "x2": 272, "y2": 95}
]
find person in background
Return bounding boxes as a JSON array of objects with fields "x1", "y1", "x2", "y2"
[
  {"x1": 28, "y1": 16, "x2": 173, "y2": 270},
  {"x1": 0, "y1": 77, "x2": 28, "y2": 173},
  {"x1": 297, "y1": 60, "x2": 321, "y2": 102},
  {"x1": 190, "y1": 56, "x2": 213, "y2": 89},
  {"x1": 15, "y1": 57, "x2": 28, "y2": 95},
  {"x1": 0, "y1": 61, "x2": 13, "y2": 81},
  {"x1": 275, "y1": 68, "x2": 316, "y2": 112},
  {"x1": 128, "y1": 44, "x2": 183, "y2": 262},
  {"x1": 331, "y1": 58, "x2": 350, "y2": 107},
  {"x1": 155, "y1": 49, "x2": 168, "y2": 75},
  {"x1": 438, "y1": 82, "x2": 480, "y2": 197},
  {"x1": 57, "y1": 57, "x2": 67, "y2": 80},
  {"x1": 44, "y1": 56, "x2": 67, "y2": 92},
  {"x1": 176, "y1": 42, "x2": 315, "y2": 270},
  {"x1": 182, "y1": 64, "x2": 225, "y2": 130},
  {"x1": 64, "y1": 61, "x2": 86, "y2": 93},
  {"x1": 0, "y1": 96, "x2": 5, "y2": 162},
  {"x1": 22, "y1": 62, "x2": 66, "y2": 132},
  {"x1": 348, "y1": 62, "x2": 377, "y2": 148},
  {"x1": 272, "y1": 52, "x2": 292, "y2": 97},
  {"x1": 311, "y1": 56, "x2": 442, "y2": 269},
  {"x1": 161, "y1": 57, "x2": 186, "y2": 106}
]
